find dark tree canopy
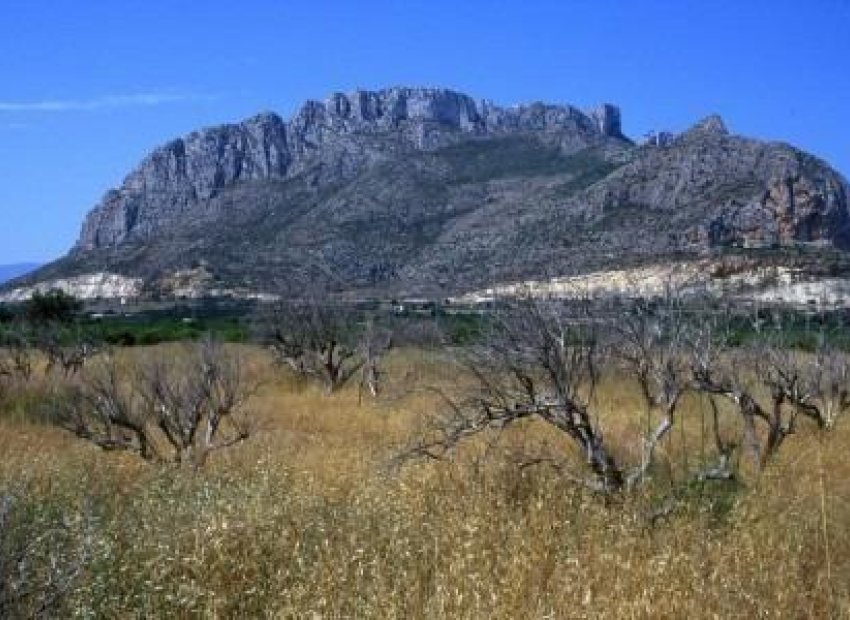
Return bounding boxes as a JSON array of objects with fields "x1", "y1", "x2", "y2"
[{"x1": 23, "y1": 290, "x2": 82, "y2": 325}]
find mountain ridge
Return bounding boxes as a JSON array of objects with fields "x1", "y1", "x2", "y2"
[
  {"x1": 74, "y1": 87, "x2": 627, "y2": 253},
  {"x1": 8, "y1": 86, "x2": 850, "y2": 302}
]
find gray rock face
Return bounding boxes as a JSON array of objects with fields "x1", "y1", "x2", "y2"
[
  {"x1": 576, "y1": 116, "x2": 850, "y2": 250},
  {"x1": 75, "y1": 87, "x2": 623, "y2": 251},
  {"x1": 78, "y1": 112, "x2": 291, "y2": 248},
  {"x1": 703, "y1": 173, "x2": 850, "y2": 248},
  {"x1": 589, "y1": 104, "x2": 623, "y2": 138}
]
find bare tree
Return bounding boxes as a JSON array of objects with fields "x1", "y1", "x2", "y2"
[
  {"x1": 0, "y1": 323, "x2": 37, "y2": 384},
  {"x1": 807, "y1": 342, "x2": 850, "y2": 429},
  {"x1": 48, "y1": 337, "x2": 255, "y2": 467},
  {"x1": 407, "y1": 298, "x2": 624, "y2": 492},
  {"x1": 358, "y1": 317, "x2": 393, "y2": 402},
  {"x1": 38, "y1": 327, "x2": 99, "y2": 377},
  {"x1": 687, "y1": 310, "x2": 849, "y2": 468},
  {"x1": 48, "y1": 350, "x2": 154, "y2": 458},
  {"x1": 263, "y1": 300, "x2": 360, "y2": 393},
  {"x1": 260, "y1": 299, "x2": 390, "y2": 396},
  {"x1": 404, "y1": 295, "x2": 850, "y2": 494},
  {"x1": 137, "y1": 337, "x2": 254, "y2": 466},
  {"x1": 611, "y1": 298, "x2": 694, "y2": 487}
]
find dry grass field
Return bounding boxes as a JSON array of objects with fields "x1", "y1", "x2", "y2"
[{"x1": 1, "y1": 345, "x2": 849, "y2": 618}]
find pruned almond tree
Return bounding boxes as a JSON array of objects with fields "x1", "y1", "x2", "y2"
[
  {"x1": 0, "y1": 323, "x2": 37, "y2": 384},
  {"x1": 689, "y1": 322, "x2": 850, "y2": 468},
  {"x1": 260, "y1": 299, "x2": 391, "y2": 397},
  {"x1": 406, "y1": 298, "x2": 624, "y2": 492},
  {"x1": 48, "y1": 337, "x2": 255, "y2": 467},
  {"x1": 403, "y1": 296, "x2": 850, "y2": 495}
]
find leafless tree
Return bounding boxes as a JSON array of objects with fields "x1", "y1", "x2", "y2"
[
  {"x1": 48, "y1": 350, "x2": 154, "y2": 458},
  {"x1": 262, "y1": 300, "x2": 360, "y2": 394},
  {"x1": 137, "y1": 337, "x2": 254, "y2": 466},
  {"x1": 610, "y1": 298, "x2": 695, "y2": 487},
  {"x1": 39, "y1": 329, "x2": 99, "y2": 377},
  {"x1": 687, "y1": 310, "x2": 849, "y2": 468},
  {"x1": 0, "y1": 323, "x2": 37, "y2": 384},
  {"x1": 48, "y1": 338, "x2": 255, "y2": 467},
  {"x1": 403, "y1": 294, "x2": 850, "y2": 495},
  {"x1": 358, "y1": 317, "x2": 393, "y2": 403},
  {"x1": 260, "y1": 299, "x2": 391, "y2": 396},
  {"x1": 406, "y1": 298, "x2": 624, "y2": 492},
  {"x1": 807, "y1": 342, "x2": 850, "y2": 429}
]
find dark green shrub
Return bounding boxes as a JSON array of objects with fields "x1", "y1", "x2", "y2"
[{"x1": 24, "y1": 290, "x2": 82, "y2": 325}]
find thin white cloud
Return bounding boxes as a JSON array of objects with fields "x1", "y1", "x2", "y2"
[{"x1": 0, "y1": 92, "x2": 212, "y2": 112}]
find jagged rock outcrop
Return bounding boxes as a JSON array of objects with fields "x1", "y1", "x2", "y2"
[
  {"x1": 575, "y1": 115, "x2": 850, "y2": 250},
  {"x1": 75, "y1": 87, "x2": 625, "y2": 251},
  {"x1": 688, "y1": 114, "x2": 728, "y2": 135},
  {"x1": 589, "y1": 104, "x2": 623, "y2": 139}
]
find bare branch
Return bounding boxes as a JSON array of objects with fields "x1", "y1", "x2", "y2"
[
  {"x1": 45, "y1": 337, "x2": 256, "y2": 467},
  {"x1": 403, "y1": 298, "x2": 625, "y2": 492}
]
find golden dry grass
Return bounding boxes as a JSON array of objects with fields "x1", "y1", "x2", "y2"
[{"x1": 1, "y1": 345, "x2": 849, "y2": 618}]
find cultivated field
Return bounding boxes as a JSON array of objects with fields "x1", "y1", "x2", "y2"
[{"x1": 1, "y1": 343, "x2": 848, "y2": 618}]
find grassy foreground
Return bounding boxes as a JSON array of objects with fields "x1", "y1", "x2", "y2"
[{"x1": 1, "y1": 346, "x2": 849, "y2": 618}]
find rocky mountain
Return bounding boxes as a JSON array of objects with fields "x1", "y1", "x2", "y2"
[
  {"x1": 9, "y1": 86, "x2": 850, "y2": 301},
  {"x1": 74, "y1": 87, "x2": 624, "y2": 252}
]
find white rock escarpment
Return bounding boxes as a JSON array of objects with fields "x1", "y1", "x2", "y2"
[{"x1": 0, "y1": 272, "x2": 143, "y2": 302}]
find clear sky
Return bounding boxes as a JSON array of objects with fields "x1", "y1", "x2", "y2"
[{"x1": 1, "y1": 0, "x2": 848, "y2": 264}]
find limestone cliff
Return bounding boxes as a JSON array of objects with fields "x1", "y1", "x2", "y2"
[{"x1": 75, "y1": 87, "x2": 624, "y2": 251}]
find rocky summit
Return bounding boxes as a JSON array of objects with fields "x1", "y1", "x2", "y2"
[{"x1": 11, "y1": 86, "x2": 850, "y2": 301}]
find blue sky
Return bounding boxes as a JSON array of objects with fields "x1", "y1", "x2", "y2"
[{"x1": 1, "y1": 0, "x2": 848, "y2": 264}]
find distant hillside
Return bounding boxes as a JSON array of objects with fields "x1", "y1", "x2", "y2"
[
  {"x1": 0, "y1": 263, "x2": 40, "y2": 285},
  {"x1": 7, "y1": 86, "x2": 850, "y2": 302}
]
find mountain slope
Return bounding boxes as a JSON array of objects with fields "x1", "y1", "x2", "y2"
[{"x1": 10, "y1": 87, "x2": 850, "y2": 300}]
